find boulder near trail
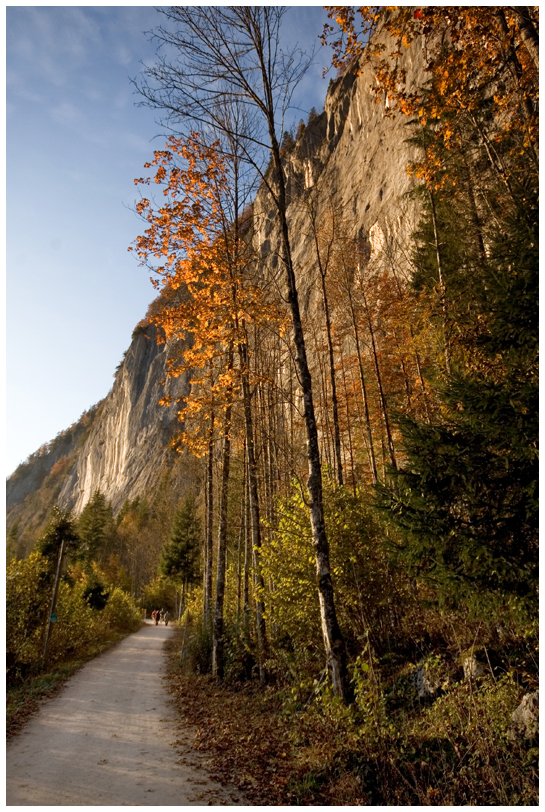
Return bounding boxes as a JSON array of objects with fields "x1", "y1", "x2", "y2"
[{"x1": 7, "y1": 621, "x2": 245, "y2": 806}]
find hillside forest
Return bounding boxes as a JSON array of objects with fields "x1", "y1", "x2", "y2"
[{"x1": 7, "y1": 7, "x2": 538, "y2": 805}]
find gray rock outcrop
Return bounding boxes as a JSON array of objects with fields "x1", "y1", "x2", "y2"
[
  {"x1": 57, "y1": 326, "x2": 191, "y2": 515},
  {"x1": 510, "y1": 691, "x2": 539, "y2": 739}
]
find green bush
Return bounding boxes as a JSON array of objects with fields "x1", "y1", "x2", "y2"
[
  {"x1": 45, "y1": 579, "x2": 98, "y2": 664},
  {"x1": 261, "y1": 483, "x2": 395, "y2": 656},
  {"x1": 6, "y1": 553, "x2": 141, "y2": 684},
  {"x1": 6, "y1": 552, "x2": 51, "y2": 674},
  {"x1": 100, "y1": 588, "x2": 142, "y2": 632}
]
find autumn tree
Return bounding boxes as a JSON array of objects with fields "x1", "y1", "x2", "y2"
[
  {"x1": 322, "y1": 7, "x2": 538, "y2": 186},
  {"x1": 321, "y1": 6, "x2": 538, "y2": 622},
  {"x1": 132, "y1": 129, "x2": 276, "y2": 680},
  {"x1": 136, "y1": 4, "x2": 352, "y2": 702}
]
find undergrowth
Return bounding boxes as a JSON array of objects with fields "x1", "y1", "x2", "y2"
[{"x1": 166, "y1": 620, "x2": 538, "y2": 805}]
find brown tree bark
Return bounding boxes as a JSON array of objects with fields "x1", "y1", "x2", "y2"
[
  {"x1": 204, "y1": 407, "x2": 215, "y2": 626},
  {"x1": 265, "y1": 132, "x2": 352, "y2": 701},
  {"x1": 238, "y1": 337, "x2": 267, "y2": 683},
  {"x1": 212, "y1": 348, "x2": 234, "y2": 680},
  {"x1": 345, "y1": 282, "x2": 378, "y2": 484},
  {"x1": 358, "y1": 277, "x2": 397, "y2": 471},
  {"x1": 309, "y1": 207, "x2": 344, "y2": 486}
]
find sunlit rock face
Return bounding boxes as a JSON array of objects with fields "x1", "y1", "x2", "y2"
[
  {"x1": 58, "y1": 326, "x2": 191, "y2": 515},
  {"x1": 253, "y1": 25, "x2": 427, "y2": 317},
  {"x1": 8, "y1": 25, "x2": 427, "y2": 532},
  {"x1": 6, "y1": 325, "x2": 190, "y2": 547}
]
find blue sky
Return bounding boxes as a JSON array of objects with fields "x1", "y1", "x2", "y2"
[{"x1": 6, "y1": 5, "x2": 333, "y2": 476}]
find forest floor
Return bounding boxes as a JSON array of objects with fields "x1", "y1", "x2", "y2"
[
  {"x1": 165, "y1": 625, "x2": 539, "y2": 806},
  {"x1": 165, "y1": 629, "x2": 367, "y2": 805}
]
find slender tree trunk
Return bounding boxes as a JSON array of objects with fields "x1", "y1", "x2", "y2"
[
  {"x1": 428, "y1": 190, "x2": 451, "y2": 375},
  {"x1": 204, "y1": 409, "x2": 215, "y2": 626},
  {"x1": 236, "y1": 447, "x2": 246, "y2": 633},
  {"x1": 238, "y1": 337, "x2": 267, "y2": 683},
  {"x1": 266, "y1": 123, "x2": 352, "y2": 702},
  {"x1": 388, "y1": 265, "x2": 432, "y2": 423},
  {"x1": 346, "y1": 286, "x2": 378, "y2": 483},
  {"x1": 358, "y1": 278, "x2": 397, "y2": 471},
  {"x1": 390, "y1": 326, "x2": 413, "y2": 412},
  {"x1": 311, "y1": 214, "x2": 344, "y2": 485},
  {"x1": 313, "y1": 325, "x2": 333, "y2": 474},
  {"x1": 460, "y1": 152, "x2": 487, "y2": 268},
  {"x1": 212, "y1": 349, "x2": 233, "y2": 680},
  {"x1": 41, "y1": 539, "x2": 65, "y2": 671},
  {"x1": 339, "y1": 350, "x2": 357, "y2": 495},
  {"x1": 243, "y1": 456, "x2": 251, "y2": 640},
  {"x1": 413, "y1": 344, "x2": 432, "y2": 423}
]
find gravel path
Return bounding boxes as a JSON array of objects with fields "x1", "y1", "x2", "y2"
[{"x1": 7, "y1": 621, "x2": 245, "y2": 806}]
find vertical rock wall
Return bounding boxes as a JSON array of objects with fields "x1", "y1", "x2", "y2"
[
  {"x1": 253, "y1": 28, "x2": 427, "y2": 313},
  {"x1": 57, "y1": 326, "x2": 191, "y2": 515}
]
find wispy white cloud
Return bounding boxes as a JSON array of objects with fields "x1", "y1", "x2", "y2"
[
  {"x1": 50, "y1": 101, "x2": 83, "y2": 127},
  {"x1": 8, "y1": 7, "x2": 103, "y2": 90}
]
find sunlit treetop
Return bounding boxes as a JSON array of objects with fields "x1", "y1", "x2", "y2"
[{"x1": 322, "y1": 6, "x2": 538, "y2": 166}]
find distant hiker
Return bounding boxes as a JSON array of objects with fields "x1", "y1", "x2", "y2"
[
  {"x1": 153, "y1": 610, "x2": 159, "y2": 626},
  {"x1": 160, "y1": 609, "x2": 165, "y2": 624},
  {"x1": 164, "y1": 610, "x2": 170, "y2": 627}
]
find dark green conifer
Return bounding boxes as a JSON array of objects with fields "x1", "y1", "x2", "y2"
[
  {"x1": 76, "y1": 489, "x2": 116, "y2": 569},
  {"x1": 382, "y1": 176, "x2": 538, "y2": 615},
  {"x1": 35, "y1": 505, "x2": 80, "y2": 577},
  {"x1": 159, "y1": 494, "x2": 201, "y2": 584}
]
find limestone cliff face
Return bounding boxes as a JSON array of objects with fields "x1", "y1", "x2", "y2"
[
  {"x1": 57, "y1": 326, "x2": 191, "y2": 515},
  {"x1": 254, "y1": 26, "x2": 427, "y2": 305},
  {"x1": 7, "y1": 406, "x2": 100, "y2": 511},
  {"x1": 8, "y1": 27, "x2": 426, "y2": 535}
]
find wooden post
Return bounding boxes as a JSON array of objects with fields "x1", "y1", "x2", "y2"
[{"x1": 41, "y1": 538, "x2": 65, "y2": 671}]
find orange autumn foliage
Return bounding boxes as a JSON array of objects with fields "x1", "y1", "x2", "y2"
[
  {"x1": 130, "y1": 133, "x2": 281, "y2": 455},
  {"x1": 322, "y1": 7, "x2": 538, "y2": 187}
]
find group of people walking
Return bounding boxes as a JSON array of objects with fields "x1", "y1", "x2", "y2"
[{"x1": 151, "y1": 608, "x2": 170, "y2": 626}]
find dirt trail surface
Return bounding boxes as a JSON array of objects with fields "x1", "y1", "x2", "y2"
[{"x1": 7, "y1": 621, "x2": 245, "y2": 806}]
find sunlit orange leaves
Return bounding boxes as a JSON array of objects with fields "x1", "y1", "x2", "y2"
[
  {"x1": 322, "y1": 6, "x2": 538, "y2": 187},
  {"x1": 131, "y1": 132, "x2": 283, "y2": 458}
]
